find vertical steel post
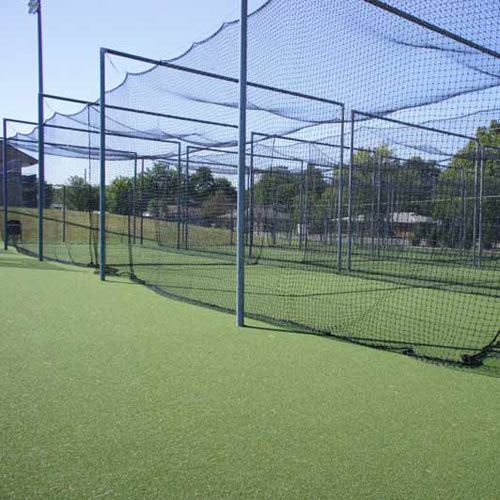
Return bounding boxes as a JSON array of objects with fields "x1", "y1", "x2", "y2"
[
  {"x1": 337, "y1": 106, "x2": 345, "y2": 271},
  {"x1": 230, "y1": 202, "x2": 234, "y2": 246},
  {"x1": 272, "y1": 171, "x2": 277, "y2": 247},
  {"x1": 236, "y1": 0, "x2": 248, "y2": 326},
  {"x1": 185, "y1": 151, "x2": 189, "y2": 250},
  {"x1": 244, "y1": 149, "x2": 249, "y2": 247},
  {"x1": 36, "y1": 0, "x2": 45, "y2": 261},
  {"x1": 387, "y1": 167, "x2": 391, "y2": 247},
  {"x1": 127, "y1": 190, "x2": 131, "y2": 244},
  {"x1": 133, "y1": 154, "x2": 137, "y2": 244},
  {"x1": 87, "y1": 107, "x2": 92, "y2": 185},
  {"x1": 62, "y1": 185, "x2": 66, "y2": 242},
  {"x1": 99, "y1": 48, "x2": 106, "y2": 281},
  {"x1": 472, "y1": 142, "x2": 479, "y2": 266},
  {"x1": 461, "y1": 164, "x2": 466, "y2": 257},
  {"x1": 377, "y1": 155, "x2": 382, "y2": 259},
  {"x1": 248, "y1": 132, "x2": 255, "y2": 260},
  {"x1": 299, "y1": 160, "x2": 304, "y2": 249},
  {"x1": 347, "y1": 111, "x2": 355, "y2": 271},
  {"x1": 371, "y1": 153, "x2": 376, "y2": 258},
  {"x1": 2, "y1": 120, "x2": 8, "y2": 249},
  {"x1": 176, "y1": 144, "x2": 181, "y2": 250},
  {"x1": 478, "y1": 146, "x2": 484, "y2": 267},
  {"x1": 304, "y1": 163, "x2": 310, "y2": 254},
  {"x1": 328, "y1": 164, "x2": 335, "y2": 247},
  {"x1": 140, "y1": 158, "x2": 144, "y2": 245}
]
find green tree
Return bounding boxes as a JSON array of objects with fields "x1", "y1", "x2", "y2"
[
  {"x1": 20, "y1": 177, "x2": 54, "y2": 209},
  {"x1": 201, "y1": 190, "x2": 232, "y2": 221},
  {"x1": 189, "y1": 167, "x2": 216, "y2": 202},
  {"x1": 213, "y1": 177, "x2": 236, "y2": 201},
  {"x1": 107, "y1": 177, "x2": 133, "y2": 215},
  {"x1": 349, "y1": 144, "x2": 395, "y2": 219},
  {"x1": 254, "y1": 166, "x2": 301, "y2": 209},
  {"x1": 21, "y1": 174, "x2": 37, "y2": 208},
  {"x1": 66, "y1": 176, "x2": 98, "y2": 212},
  {"x1": 43, "y1": 182, "x2": 54, "y2": 209},
  {"x1": 139, "y1": 163, "x2": 180, "y2": 215},
  {"x1": 396, "y1": 157, "x2": 440, "y2": 216},
  {"x1": 432, "y1": 120, "x2": 500, "y2": 249}
]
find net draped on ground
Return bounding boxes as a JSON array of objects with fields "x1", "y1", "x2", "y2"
[{"x1": 2, "y1": 0, "x2": 500, "y2": 364}]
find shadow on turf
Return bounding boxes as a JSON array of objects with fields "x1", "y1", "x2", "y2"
[
  {"x1": 0, "y1": 256, "x2": 85, "y2": 272},
  {"x1": 243, "y1": 324, "x2": 316, "y2": 336},
  {"x1": 99, "y1": 272, "x2": 500, "y2": 379},
  {"x1": 102, "y1": 278, "x2": 144, "y2": 285},
  {"x1": 422, "y1": 355, "x2": 500, "y2": 379},
  {"x1": 244, "y1": 325, "x2": 500, "y2": 379}
]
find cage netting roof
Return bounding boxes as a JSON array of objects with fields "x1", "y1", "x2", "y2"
[{"x1": 9, "y1": 0, "x2": 500, "y2": 163}]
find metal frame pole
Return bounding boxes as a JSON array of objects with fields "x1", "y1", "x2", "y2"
[
  {"x1": 133, "y1": 154, "x2": 137, "y2": 244},
  {"x1": 337, "y1": 105, "x2": 345, "y2": 270},
  {"x1": 87, "y1": 107, "x2": 92, "y2": 185},
  {"x1": 371, "y1": 153, "x2": 376, "y2": 258},
  {"x1": 248, "y1": 132, "x2": 255, "y2": 260},
  {"x1": 299, "y1": 160, "x2": 304, "y2": 249},
  {"x1": 99, "y1": 48, "x2": 106, "y2": 281},
  {"x1": 176, "y1": 144, "x2": 181, "y2": 250},
  {"x1": 472, "y1": 143, "x2": 479, "y2": 266},
  {"x1": 272, "y1": 168, "x2": 278, "y2": 247},
  {"x1": 140, "y1": 158, "x2": 144, "y2": 245},
  {"x1": 478, "y1": 146, "x2": 484, "y2": 268},
  {"x1": 102, "y1": 47, "x2": 344, "y2": 107},
  {"x1": 244, "y1": 150, "x2": 249, "y2": 247},
  {"x1": 236, "y1": 0, "x2": 248, "y2": 326},
  {"x1": 230, "y1": 201, "x2": 234, "y2": 246},
  {"x1": 185, "y1": 152, "x2": 189, "y2": 250},
  {"x1": 43, "y1": 93, "x2": 238, "y2": 131},
  {"x1": 328, "y1": 173, "x2": 335, "y2": 247},
  {"x1": 389, "y1": 164, "x2": 393, "y2": 248},
  {"x1": 62, "y1": 185, "x2": 66, "y2": 242},
  {"x1": 127, "y1": 190, "x2": 131, "y2": 244},
  {"x1": 377, "y1": 155, "x2": 382, "y2": 258},
  {"x1": 2, "y1": 120, "x2": 8, "y2": 249},
  {"x1": 37, "y1": 0, "x2": 44, "y2": 261},
  {"x1": 461, "y1": 164, "x2": 467, "y2": 257},
  {"x1": 347, "y1": 111, "x2": 355, "y2": 271},
  {"x1": 304, "y1": 163, "x2": 310, "y2": 254}
]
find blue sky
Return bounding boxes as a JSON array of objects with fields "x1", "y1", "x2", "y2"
[
  {"x1": 1, "y1": 0, "x2": 265, "y2": 136},
  {"x1": 2, "y1": 0, "x2": 496, "y2": 184}
]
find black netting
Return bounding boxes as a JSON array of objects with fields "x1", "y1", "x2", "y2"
[
  {"x1": 12, "y1": 0, "x2": 499, "y2": 150},
  {"x1": 1, "y1": 136, "x2": 40, "y2": 258},
  {"x1": 4, "y1": 0, "x2": 500, "y2": 366},
  {"x1": 344, "y1": 113, "x2": 500, "y2": 362},
  {"x1": 375, "y1": 0, "x2": 500, "y2": 54},
  {"x1": 93, "y1": 59, "x2": 344, "y2": 316}
]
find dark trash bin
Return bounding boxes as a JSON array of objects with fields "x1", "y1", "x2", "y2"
[{"x1": 7, "y1": 220, "x2": 22, "y2": 245}]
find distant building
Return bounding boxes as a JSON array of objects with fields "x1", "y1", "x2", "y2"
[
  {"x1": 218, "y1": 206, "x2": 291, "y2": 232},
  {"x1": 0, "y1": 141, "x2": 38, "y2": 207},
  {"x1": 390, "y1": 212, "x2": 435, "y2": 239},
  {"x1": 332, "y1": 211, "x2": 438, "y2": 240},
  {"x1": 390, "y1": 212, "x2": 434, "y2": 225}
]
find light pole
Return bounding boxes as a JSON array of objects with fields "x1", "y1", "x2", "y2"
[{"x1": 28, "y1": 0, "x2": 44, "y2": 261}]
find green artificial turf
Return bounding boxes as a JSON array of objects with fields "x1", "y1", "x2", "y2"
[
  {"x1": 0, "y1": 248, "x2": 499, "y2": 499},
  {"x1": 9, "y1": 206, "x2": 500, "y2": 362}
]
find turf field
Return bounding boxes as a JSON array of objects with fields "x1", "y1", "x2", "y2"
[
  {"x1": 0, "y1": 248, "x2": 499, "y2": 499},
  {"x1": 6, "y1": 207, "x2": 500, "y2": 361}
]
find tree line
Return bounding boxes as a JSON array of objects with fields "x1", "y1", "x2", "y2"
[{"x1": 45, "y1": 120, "x2": 500, "y2": 248}]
